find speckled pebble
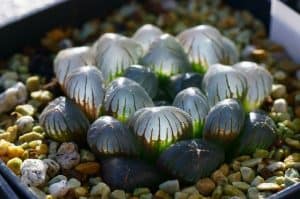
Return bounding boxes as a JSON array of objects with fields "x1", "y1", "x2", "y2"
[
  {"x1": 43, "y1": 158, "x2": 60, "y2": 178},
  {"x1": 21, "y1": 159, "x2": 48, "y2": 187},
  {"x1": 56, "y1": 142, "x2": 80, "y2": 169}
]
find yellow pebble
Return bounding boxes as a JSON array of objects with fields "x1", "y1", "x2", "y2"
[
  {"x1": 28, "y1": 140, "x2": 43, "y2": 148},
  {"x1": 0, "y1": 132, "x2": 12, "y2": 142},
  {"x1": 7, "y1": 145, "x2": 25, "y2": 158},
  {"x1": 46, "y1": 195, "x2": 56, "y2": 199},
  {"x1": 18, "y1": 132, "x2": 44, "y2": 143},
  {"x1": 0, "y1": 139, "x2": 12, "y2": 156},
  {"x1": 36, "y1": 144, "x2": 48, "y2": 155},
  {"x1": 74, "y1": 187, "x2": 88, "y2": 197},
  {"x1": 7, "y1": 157, "x2": 22, "y2": 175},
  {"x1": 26, "y1": 76, "x2": 40, "y2": 92},
  {"x1": 22, "y1": 150, "x2": 29, "y2": 159}
]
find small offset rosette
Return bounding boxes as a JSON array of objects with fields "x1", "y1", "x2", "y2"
[
  {"x1": 202, "y1": 63, "x2": 247, "y2": 107},
  {"x1": 103, "y1": 77, "x2": 154, "y2": 122},
  {"x1": 128, "y1": 106, "x2": 193, "y2": 159},
  {"x1": 54, "y1": 46, "x2": 95, "y2": 87},
  {"x1": 173, "y1": 87, "x2": 209, "y2": 137},
  {"x1": 102, "y1": 157, "x2": 162, "y2": 192},
  {"x1": 92, "y1": 33, "x2": 143, "y2": 82},
  {"x1": 140, "y1": 34, "x2": 191, "y2": 81},
  {"x1": 132, "y1": 24, "x2": 163, "y2": 54},
  {"x1": 233, "y1": 61, "x2": 273, "y2": 112},
  {"x1": 177, "y1": 25, "x2": 238, "y2": 73},
  {"x1": 233, "y1": 111, "x2": 276, "y2": 155},
  {"x1": 167, "y1": 72, "x2": 203, "y2": 98},
  {"x1": 203, "y1": 99, "x2": 245, "y2": 145},
  {"x1": 39, "y1": 97, "x2": 90, "y2": 143},
  {"x1": 157, "y1": 139, "x2": 225, "y2": 183},
  {"x1": 123, "y1": 65, "x2": 158, "y2": 98},
  {"x1": 64, "y1": 66, "x2": 105, "y2": 120},
  {"x1": 87, "y1": 116, "x2": 139, "y2": 158}
]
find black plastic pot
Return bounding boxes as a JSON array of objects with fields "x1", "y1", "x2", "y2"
[{"x1": 0, "y1": 1, "x2": 300, "y2": 198}]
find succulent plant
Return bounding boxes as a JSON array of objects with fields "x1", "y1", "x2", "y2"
[
  {"x1": 140, "y1": 34, "x2": 191, "y2": 82},
  {"x1": 233, "y1": 111, "x2": 276, "y2": 155},
  {"x1": 222, "y1": 36, "x2": 239, "y2": 63},
  {"x1": 233, "y1": 61, "x2": 273, "y2": 112},
  {"x1": 123, "y1": 65, "x2": 158, "y2": 98},
  {"x1": 87, "y1": 116, "x2": 139, "y2": 158},
  {"x1": 203, "y1": 99, "x2": 245, "y2": 145},
  {"x1": 64, "y1": 66, "x2": 105, "y2": 120},
  {"x1": 128, "y1": 106, "x2": 193, "y2": 158},
  {"x1": 39, "y1": 97, "x2": 90, "y2": 143},
  {"x1": 177, "y1": 25, "x2": 238, "y2": 73},
  {"x1": 103, "y1": 77, "x2": 154, "y2": 122},
  {"x1": 167, "y1": 72, "x2": 203, "y2": 98},
  {"x1": 157, "y1": 139, "x2": 225, "y2": 183},
  {"x1": 101, "y1": 157, "x2": 162, "y2": 191},
  {"x1": 92, "y1": 33, "x2": 143, "y2": 82},
  {"x1": 202, "y1": 63, "x2": 247, "y2": 107},
  {"x1": 132, "y1": 24, "x2": 163, "y2": 54},
  {"x1": 173, "y1": 87, "x2": 209, "y2": 137},
  {"x1": 54, "y1": 46, "x2": 94, "y2": 87}
]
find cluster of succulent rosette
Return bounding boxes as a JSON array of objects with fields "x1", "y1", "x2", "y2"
[{"x1": 39, "y1": 24, "x2": 275, "y2": 190}]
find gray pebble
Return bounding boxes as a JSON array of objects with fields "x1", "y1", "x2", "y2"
[
  {"x1": 48, "y1": 175, "x2": 67, "y2": 185},
  {"x1": 241, "y1": 158, "x2": 262, "y2": 168},
  {"x1": 285, "y1": 168, "x2": 300, "y2": 178},
  {"x1": 247, "y1": 187, "x2": 259, "y2": 199},
  {"x1": 251, "y1": 176, "x2": 264, "y2": 186},
  {"x1": 67, "y1": 178, "x2": 81, "y2": 189},
  {"x1": 159, "y1": 179, "x2": 180, "y2": 194},
  {"x1": 267, "y1": 161, "x2": 285, "y2": 172},
  {"x1": 240, "y1": 167, "x2": 255, "y2": 183},
  {"x1": 110, "y1": 190, "x2": 126, "y2": 199},
  {"x1": 271, "y1": 84, "x2": 287, "y2": 99},
  {"x1": 16, "y1": 115, "x2": 34, "y2": 133}
]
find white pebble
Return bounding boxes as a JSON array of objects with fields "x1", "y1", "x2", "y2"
[
  {"x1": 48, "y1": 179, "x2": 69, "y2": 197},
  {"x1": 272, "y1": 98, "x2": 288, "y2": 113},
  {"x1": 0, "y1": 82, "x2": 27, "y2": 114},
  {"x1": 21, "y1": 159, "x2": 48, "y2": 187}
]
